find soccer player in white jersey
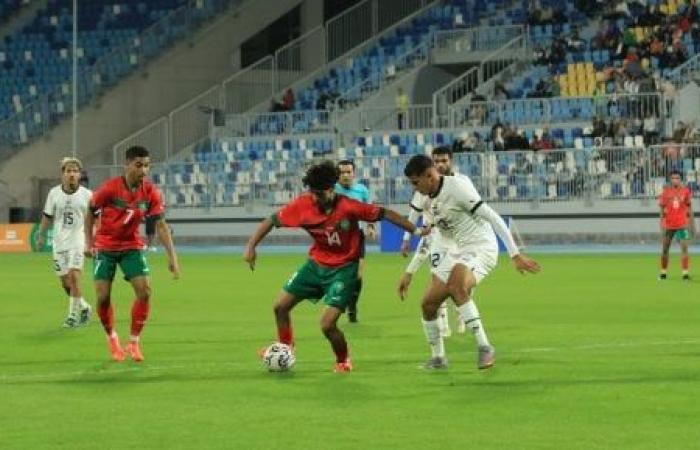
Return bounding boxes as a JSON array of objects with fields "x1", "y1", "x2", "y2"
[
  {"x1": 400, "y1": 146, "x2": 468, "y2": 337},
  {"x1": 399, "y1": 154, "x2": 540, "y2": 370},
  {"x1": 37, "y1": 157, "x2": 93, "y2": 328}
]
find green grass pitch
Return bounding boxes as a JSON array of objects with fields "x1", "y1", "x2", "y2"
[{"x1": 1, "y1": 252, "x2": 699, "y2": 449}]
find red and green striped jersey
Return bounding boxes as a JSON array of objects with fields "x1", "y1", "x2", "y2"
[
  {"x1": 91, "y1": 176, "x2": 164, "y2": 251},
  {"x1": 272, "y1": 193, "x2": 384, "y2": 267}
]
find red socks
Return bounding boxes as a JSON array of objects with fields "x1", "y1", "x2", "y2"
[
  {"x1": 97, "y1": 304, "x2": 114, "y2": 335},
  {"x1": 277, "y1": 325, "x2": 294, "y2": 346},
  {"x1": 130, "y1": 299, "x2": 150, "y2": 337},
  {"x1": 334, "y1": 341, "x2": 349, "y2": 363}
]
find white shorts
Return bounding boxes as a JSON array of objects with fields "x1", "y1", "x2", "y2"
[
  {"x1": 429, "y1": 242, "x2": 498, "y2": 285},
  {"x1": 53, "y1": 248, "x2": 85, "y2": 277}
]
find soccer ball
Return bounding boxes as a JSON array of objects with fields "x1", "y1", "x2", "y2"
[{"x1": 262, "y1": 342, "x2": 296, "y2": 372}]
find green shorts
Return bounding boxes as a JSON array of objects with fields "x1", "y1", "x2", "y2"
[
  {"x1": 283, "y1": 260, "x2": 358, "y2": 311},
  {"x1": 665, "y1": 228, "x2": 690, "y2": 241},
  {"x1": 93, "y1": 250, "x2": 150, "y2": 281}
]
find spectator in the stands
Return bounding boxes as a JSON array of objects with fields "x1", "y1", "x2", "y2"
[
  {"x1": 270, "y1": 98, "x2": 286, "y2": 113},
  {"x1": 505, "y1": 128, "x2": 530, "y2": 151},
  {"x1": 282, "y1": 88, "x2": 295, "y2": 111},
  {"x1": 549, "y1": 37, "x2": 567, "y2": 63},
  {"x1": 492, "y1": 121, "x2": 506, "y2": 151},
  {"x1": 395, "y1": 87, "x2": 409, "y2": 130},
  {"x1": 622, "y1": 27, "x2": 638, "y2": 50},
  {"x1": 533, "y1": 44, "x2": 549, "y2": 65},
  {"x1": 644, "y1": 117, "x2": 660, "y2": 145},
  {"x1": 493, "y1": 83, "x2": 510, "y2": 101},
  {"x1": 567, "y1": 27, "x2": 586, "y2": 52},
  {"x1": 452, "y1": 132, "x2": 484, "y2": 153},
  {"x1": 592, "y1": 116, "x2": 608, "y2": 138}
]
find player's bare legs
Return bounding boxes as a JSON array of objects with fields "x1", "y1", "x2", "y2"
[
  {"x1": 124, "y1": 276, "x2": 151, "y2": 362},
  {"x1": 420, "y1": 276, "x2": 451, "y2": 369},
  {"x1": 348, "y1": 258, "x2": 365, "y2": 323},
  {"x1": 659, "y1": 232, "x2": 672, "y2": 280},
  {"x1": 680, "y1": 239, "x2": 690, "y2": 280},
  {"x1": 320, "y1": 307, "x2": 352, "y2": 372},
  {"x1": 446, "y1": 264, "x2": 495, "y2": 369},
  {"x1": 273, "y1": 290, "x2": 304, "y2": 347},
  {"x1": 60, "y1": 269, "x2": 91, "y2": 327},
  {"x1": 95, "y1": 280, "x2": 124, "y2": 361}
]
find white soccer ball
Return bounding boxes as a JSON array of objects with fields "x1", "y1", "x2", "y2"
[{"x1": 262, "y1": 342, "x2": 296, "y2": 372}]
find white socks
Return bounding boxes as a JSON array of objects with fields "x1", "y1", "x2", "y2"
[
  {"x1": 421, "y1": 318, "x2": 445, "y2": 358},
  {"x1": 69, "y1": 297, "x2": 89, "y2": 316},
  {"x1": 457, "y1": 300, "x2": 490, "y2": 348},
  {"x1": 437, "y1": 303, "x2": 449, "y2": 335}
]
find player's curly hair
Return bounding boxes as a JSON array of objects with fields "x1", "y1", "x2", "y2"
[{"x1": 303, "y1": 161, "x2": 339, "y2": 191}]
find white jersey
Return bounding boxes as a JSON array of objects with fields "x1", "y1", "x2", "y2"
[
  {"x1": 43, "y1": 185, "x2": 92, "y2": 252},
  {"x1": 428, "y1": 175, "x2": 497, "y2": 251},
  {"x1": 409, "y1": 190, "x2": 434, "y2": 225}
]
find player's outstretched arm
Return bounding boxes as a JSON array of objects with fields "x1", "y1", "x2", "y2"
[
  {"x1": 156, "y1": 217, "x2": 180, "y2": 279},
  {"x1": 473, "y1": 203, "x2": 540, "y2": 274},
  {"x1": 400, "y1": 207, "x2": 421, "y2": 257},
  {"x1": 383, "y1": 208, "x2": 430, "y2": 237},
  {"x1": 243, "y1": 218, "x2": 274, "y2": 271}
]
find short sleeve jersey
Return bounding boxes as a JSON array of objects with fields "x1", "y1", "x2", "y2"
[
  {"x1": 90, "y1": 176, "x2": 164, "y2": 251},
  {"x1": 428, "y1": 175, "x2": 496, "y2": 249},
  {"x1": 658, "y1": 185, "x2": 691, "y2": 229},
  {"x1": 43, "y1": 185, "x2": 92, "y2": 252},
  {"x1": 334, "y1": 182, "x2": 371, "y2": 203},
  {"x1": 272, "y1": 193, "x2": 384, "y2": 267}
]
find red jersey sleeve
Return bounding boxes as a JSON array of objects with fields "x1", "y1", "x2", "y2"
[
  {"x1": 91, "y1": 181, "x2": 113, "y2": 211},
  {"x1": 272, "y1": 197, "x2": 305, "y2": 228},
  {"x1": 345, "y1": 197, "x2": 384, "y2": 222},
  {"x1": 148, "y1": 185, "x2": 165, "y2": 217}
]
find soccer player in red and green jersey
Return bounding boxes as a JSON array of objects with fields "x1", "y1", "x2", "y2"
[
  {"x1": 244, "y1": 161, "x2": 427, "y2": 372},
  {"x1": 658, "y1": 169, "x2": 695, "y2": 281},
  {"x1": 84, "y1": 145, "x2": 180, "y2": 362}
]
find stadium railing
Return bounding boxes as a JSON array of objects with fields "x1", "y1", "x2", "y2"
[
  {"x1": 225, "y1": 110, "x2": 334, "y2": 137},
  {"x1": 667, "y1": 53, "x2": 700, "y2": 89},
  {"x1": 337, "y1": 104, "x2": 434, "y2": 133},
  {"x1": 432, "y1": 33, "x2": 528, "y2": 126},
  {"x1": 112, "y1": 117, "x2": 169, "y2": 165},
  {"x1": 89, "y1": 144, "x2": 700, "y2": 208},
  {"x1": 167, "y1": 84, "x2": 225, "y2": 163},
  {"x1": 332, "y1": 40, "x2": 431, "y2": 111},
  {"x1": 126, "y1": 0, "x2": 435, "y2": 166},
  {"x1": 226, "y1": 0, "x2": 435, "y2": 117},
  {"x1": 448, "y1": 92, "x2": 666, "y2": 128},
  {"x1": 431, "y1": 24, "x2": 524, "y2": 54},
  {"x1": 222, "y1": 56, "x2": 275, "y2": 115}
]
